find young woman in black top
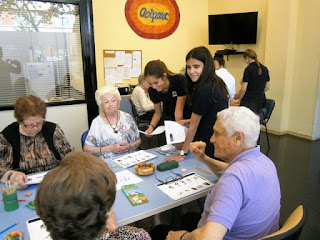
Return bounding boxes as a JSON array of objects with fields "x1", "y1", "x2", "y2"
[
  {"x1": 233, "y1": 49, "x2": 270, "y2": 114},
  {"x1": 165, "y1": 46, "x2": 229, "y2": 161},
  {"x1": 144, "y1": 60, "x2": 190, "y2": 135}
]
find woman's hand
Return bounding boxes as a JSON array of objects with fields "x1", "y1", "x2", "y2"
[
  {"x1": 163, "y1": 154, "x2": 185, "y2": 162},
  {"x1": 106, "y1": 209, "x2": 118, "y2": 231},
  {"x1": 178, "y1": 119, "x2": 190, "y2": 128},
  {"x1": 10, "y1": 171, "x2": 28, "y2": 189},
  {"x1": 144, "y1": 125, "x2": 154, "y2": 137},
  {"x1": 112, "y1": 142, "x2": 131, "y2": 154}
]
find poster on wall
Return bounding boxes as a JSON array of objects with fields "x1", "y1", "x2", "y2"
[
  {"x1": 125, "y1": 0, "x2": 180, "y2": 39},
  {"x1": 104, "y1": 50, "x2": 142, "y2": 85}
]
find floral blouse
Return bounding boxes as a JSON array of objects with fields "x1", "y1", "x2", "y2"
[
  {"x1": 0, "y1": 124, "x2": 73, "y2": 178},
  {"x1": 85, "y1": 111, "x2": 140, "y2": 161},
  {"x1": 97, "y1": 226, "x2": 151, "y2": 240}
]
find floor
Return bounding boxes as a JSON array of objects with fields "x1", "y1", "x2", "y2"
[
  {"x1": 259, "y1": 132, "x2": 320, "y2": 239},
  {"x1": 138, "y1": 131, "x2": 320, "y2": 239}
]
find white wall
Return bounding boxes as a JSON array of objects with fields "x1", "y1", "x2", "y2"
[{"x1": 0, "y1": 104, "x2": 88, "y2": 151}]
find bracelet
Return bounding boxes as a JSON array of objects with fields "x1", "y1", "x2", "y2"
[
  {"x1": 180, "y1": 231, "x2": 189, "y2": 240},
  {"x1": 149, "y1": 123, "x2": 155, "y2": 129},
  {"x1": 100, "y1": 146, "x2": 103, "y2": 156}
]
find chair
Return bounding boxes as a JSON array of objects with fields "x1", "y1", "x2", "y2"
[
  {"x1": 81, "y1": 130, "x2": 89, "y2": 148},
  {"x1": 128, "y1": 97, "x2": 149, "y2": 129},
  {"x1": 258, "y1": 205, "x2": 307, "y2": 240},
  {"x1": 260, "y1": 98, "x2": 275, "y2": 154}
]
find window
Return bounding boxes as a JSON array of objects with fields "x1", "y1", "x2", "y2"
[{"x1": 0, "y1": 0, "x2": 86, "y2": 107}]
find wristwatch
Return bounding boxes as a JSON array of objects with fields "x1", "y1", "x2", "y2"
[{"x1": 180, "y1": 150, "x2": 188, "y2": 156}]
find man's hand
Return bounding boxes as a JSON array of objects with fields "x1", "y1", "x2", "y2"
[
  {"x1": 166, "y1": 230, "x2": 188, "y2": 240},
  {"x1": 189, "y1": 141, "x2": 206, "y2": 162}
]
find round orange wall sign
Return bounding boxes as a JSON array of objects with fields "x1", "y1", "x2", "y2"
[{"x1": 125, "y1": 0, "x2": 180, "y2": 39}]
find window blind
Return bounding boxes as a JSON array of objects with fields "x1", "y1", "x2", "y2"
[{"x1": 0, "y1": 0, "x2": 85, "y2": 107}]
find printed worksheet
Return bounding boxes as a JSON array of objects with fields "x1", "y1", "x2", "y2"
[
  {"x1": 115, "y1": 170, "x2": 143, "y2": 190},
  {"x1": 156, "y1": 172, "x2": 215, "y2": 200},
  {"x1": 112, "y1": 150, "x2": 157, "y2": 168}
]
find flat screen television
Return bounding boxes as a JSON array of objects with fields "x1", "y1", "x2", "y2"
[{"x1": 209, "y1": 12, "x2": 258, "y2": 45}]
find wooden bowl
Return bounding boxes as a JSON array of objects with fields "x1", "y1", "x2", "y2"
[{"x1": 135, "y1": 162, "x2": 155, "y2": 176}]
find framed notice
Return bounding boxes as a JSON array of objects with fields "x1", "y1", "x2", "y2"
[{"x1": 103, "y1": 49, "x2": 142, "y2": 85}]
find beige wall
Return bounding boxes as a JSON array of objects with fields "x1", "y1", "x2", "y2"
[
  {"x1": 92, "y1": 0, "x2": 320, "y2": 139},
  {"x1": 209, "y1": 0, "x2": 320, "y2": 139},
  {"x1": 92, "y1": 0, "x2": 208, "y2": 87}
]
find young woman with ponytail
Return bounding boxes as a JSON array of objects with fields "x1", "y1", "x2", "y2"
[{"x1": 234, "y1": 49, "x2": 270, "y2": 114}]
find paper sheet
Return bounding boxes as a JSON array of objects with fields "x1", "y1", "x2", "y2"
[
  {"x1": 27, "y1": 217, "x2": 52, "y2": 240},
  {"x1": 116, "y1": 170, "x2": 143, "y2": 190},
  {"x1": 139, "y1": 126, "x2": 165, "y2": 135},
  {"x1": 26, "y1": 171, "x2": 48, "y2": 185},
  {"x1": 156, "y1": 172, "x2": 215, "y2": 200},
  {"x1": 112, "y1": 150, "x2": 157, "y2": 168},
  {"x1": 164, "y1": 121, "x2": 188, "y2": 144}
]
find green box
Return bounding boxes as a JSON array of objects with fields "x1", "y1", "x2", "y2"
[{"x1": 156, "y1": 161, "x2": 179, "y2": 172}]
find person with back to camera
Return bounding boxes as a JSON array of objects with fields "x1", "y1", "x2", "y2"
[
  {"x1": 35, "y1": 151, "x2": 151, "y2": 240},
  {"x1": 131, "y1": 73, "x2": 155, "y2": 121},
  {"x1": 151, "y1": 106, "x2": 281, "y2": 240},
  {"x1": 213, "y1": 53, "x2": 236, "y2": 102},
  {"x1": 144, "y1": 60, "x2": 191, "y2": 135},
  {"x1": 231, "y1": 49, "x2": 270, "y2": 114},
  {"x1": 164, "y1": 46, "x2": 228, "y2": 161},
  {"x1": 0, "y1": 95, "x2": 73, "y2": 189},
  {"x1": 83, "y1": 85, "x2": 141, "y2": 161}
]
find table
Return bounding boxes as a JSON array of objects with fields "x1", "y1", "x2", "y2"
[{"x1": 0, "y1": 149, "x2": 218, "y2": 239}]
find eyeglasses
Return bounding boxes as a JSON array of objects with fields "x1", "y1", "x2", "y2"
[{"x1": 22, "y1": 119, "x2": 45, "y2": 129}]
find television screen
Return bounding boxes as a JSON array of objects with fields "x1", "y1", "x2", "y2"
[{"x1": 209, "y1": 12, "x2": 258, "y2": 45}]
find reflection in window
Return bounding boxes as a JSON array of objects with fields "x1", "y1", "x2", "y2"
[{"x1": 0, "y1": 0, "x2": 85, "y2": 107}]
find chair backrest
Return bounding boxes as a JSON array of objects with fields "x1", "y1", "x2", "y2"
[
  {"x1": 260, "y1": 98, "x2": 275, "y2": 125},
  {"x1": 81, "y1": 130, "x2": 89, "y2": 148},
  {"x1": 128, "y1": 97, "x2": 139, "y2": 123},
  {"x1": 258, "y1": 205, "x2": 307, "y2": 240}
]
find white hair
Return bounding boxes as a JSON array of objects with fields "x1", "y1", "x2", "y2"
[
  {"x1": 95, "y1": 86, "x2": 121, "y2": 109},
  {"x1": 217, "y1": 106, "x2": 260, "y2": 148}
]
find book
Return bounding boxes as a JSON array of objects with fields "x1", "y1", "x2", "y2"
[{"x1": 121, "y1": 184, "x2": 148, "y2": 206}]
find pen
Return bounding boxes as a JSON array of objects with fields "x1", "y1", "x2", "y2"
[
  {"x1": 194, "y1": 167, "x2": 212, "y2": 175},
  {"x1": 0, "y1": 222, "x2": 19, "y2": 235}
]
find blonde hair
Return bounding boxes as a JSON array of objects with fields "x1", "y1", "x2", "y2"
[
  {"x1": 95, "y1": 86, "x2": 121, "y2": 109},
  {"x1": 243, "y1": 49, "x2": 262, "y2": 75}
]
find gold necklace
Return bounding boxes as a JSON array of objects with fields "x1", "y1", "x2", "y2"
[{"x1": 105, "y1": 112, "x2": 119, "y2": 134}]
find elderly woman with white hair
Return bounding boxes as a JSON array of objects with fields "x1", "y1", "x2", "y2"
[{"x1": 83, "y1": 86, "x2": 141, "y2": 160}]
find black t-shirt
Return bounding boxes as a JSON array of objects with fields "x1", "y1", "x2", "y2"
[
  {"x1": 192, "y1": 81, "x2": 228, "y2": 157},
  {"x1": 149, "y1": 74, "x2": 190, "y2": 120},
  {"x1": 242, "y1": 62, "x2": 270, "y2": 102}
]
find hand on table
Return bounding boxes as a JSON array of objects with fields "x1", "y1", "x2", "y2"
[
  {"x1": 163, "y1": 154, "x2": 185, "y2": 162},
  {"x1": 113, "y1": 142, "x2": 131, "y2": 153},
  {"x1": 10, "y1": 171, "x2": 28, "y2": 189},
  {"x1": 166, "y1": 230, "x2": 188, "y2": 240}
]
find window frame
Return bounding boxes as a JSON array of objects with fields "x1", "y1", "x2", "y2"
[{"x1": 0, "y1": 0, "x2": 99, "y2": 126}]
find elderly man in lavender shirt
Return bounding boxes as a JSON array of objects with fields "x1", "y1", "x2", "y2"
[{"x1": 166, "y1": 106, "x2": 281, "y2": 240}]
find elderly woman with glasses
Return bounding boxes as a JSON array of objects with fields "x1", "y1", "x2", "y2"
[
  {"x1": 83, "y1": 86, "x2": 141, "y2": 161},
  {"x1": 0, "y1": 95, "x2": 73, "y2": 189}
]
